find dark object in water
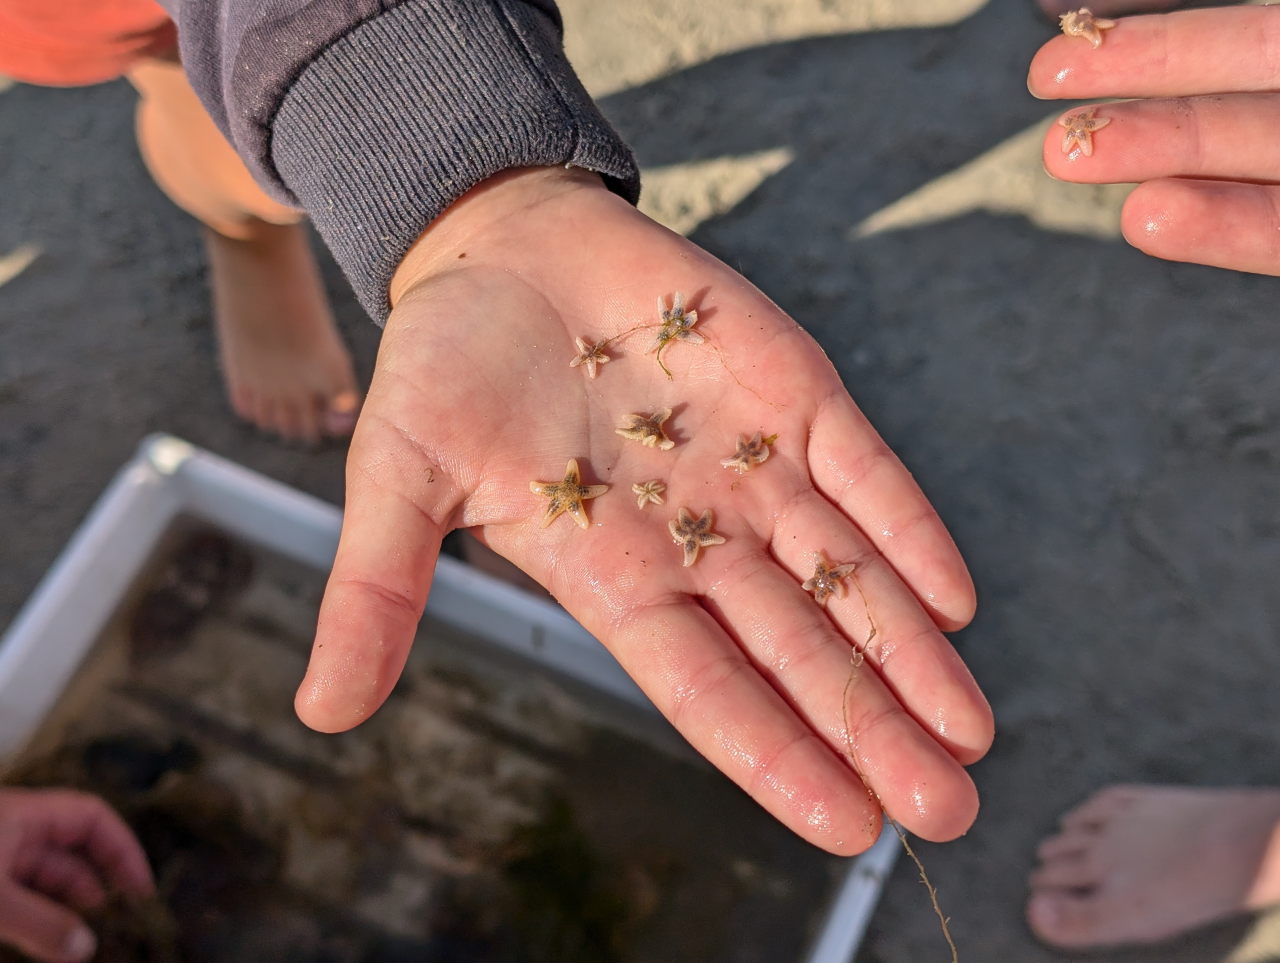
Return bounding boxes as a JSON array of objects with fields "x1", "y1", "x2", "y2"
[{"x1": 128, "y1": 531, "x2": 253, "y2": 663}]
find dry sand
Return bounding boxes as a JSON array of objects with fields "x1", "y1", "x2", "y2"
[{"x1": 4, "y1": 0, "x2": 1280, "y2": 960}]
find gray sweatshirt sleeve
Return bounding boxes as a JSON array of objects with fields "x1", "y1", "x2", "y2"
[{"x1": 160, "y1": 0, "x2": 640, "y2": 321}]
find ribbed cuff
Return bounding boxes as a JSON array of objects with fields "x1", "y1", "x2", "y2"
[{"x1": 270, "y1": 0, "x2": 640, "y2": 322}]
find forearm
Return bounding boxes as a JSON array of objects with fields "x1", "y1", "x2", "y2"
[{"x1": 159, "y1": 0, "x2": 640, "y2": 320}]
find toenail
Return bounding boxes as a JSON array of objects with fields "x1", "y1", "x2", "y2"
[
  {"x1": 323, "y1": 409, "x2": 358, "y2": 436},
  {"x1": 330, "y1": 390, "x2": 360, "y2": 414}
]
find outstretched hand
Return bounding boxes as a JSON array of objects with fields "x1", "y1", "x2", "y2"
[
  {"x1": 295, "y1": 167, "x2": 992, "y2": 854},
  {"x1": 0, "y1": 788, "x2": 153, "y2": 963},
  {"x1": 1032, "y1": 5, "x2": 1280, "y2": 274}
]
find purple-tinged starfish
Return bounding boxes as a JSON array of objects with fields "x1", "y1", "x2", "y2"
[
  {"x1": 669, "y1": 507, "x2": 726, "y2": 567},
  {"x1": 569, "y1": 336, "x2": 611, "y2": 379},
  {"x1": 720, "y1": 431, "x2": 775, "y2": 473},
  {"x1": 802, "y1": 552, "x2": 857, "y2": 604},
  {"x1": 1060, "y1": 107, "x2": 1110, "y2": 157},
  {"x1": 649, "y1": 292, "x2": 703, "y2": 376}
]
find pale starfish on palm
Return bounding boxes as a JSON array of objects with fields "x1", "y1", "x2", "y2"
[
  {"x1": 616, "y1": 408, "x2": 676, "y2": 450},
  {"x1": 632, "y1": 479, "x2": 666, "y2": 508},
  {"x1": 569, "y1": 336, "x2": 610, "y2": 379},
  {"x1": 529, "y1": 458, "x2": 609, "y2": 529}
]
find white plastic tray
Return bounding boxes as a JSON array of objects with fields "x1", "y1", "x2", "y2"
[{"x1": 0, "y1": 434, "x2": 897, "y2": 962}]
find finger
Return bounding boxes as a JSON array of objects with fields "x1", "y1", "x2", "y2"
[
  {"x1": 1029, "y1": 6, "x2": 1280, "y2": 101},
  {"x1": 807, "y1": 389, "x2": 976, "y2": 631},
  {"x1": 766, "y1": 490, "x2": 992, "y2": 764},
  {"x1": 295, "y1": 429, "x2": 450, "y2": 733},
  {"x1": 26, "y1": 852, "x2": 105, "y2": 912},
  {"x1": 29, "y1": 792, "x2": 152, "y2": 898},
  {"x1": 581, "y1": 593, "x2": 886, "y2": 855},
  {"x1": 1044, "y1": 95, "x2": 1280, "y2": 185},
  {"x1": 0, "y1": 882, "x2": 96, "y2": 963},
  {"x1": 696, "y1": 542, "x2": 980, "y2": 841},
  {"x1": 1119, "y1": 178, "x2": 1280, "y2": 276}
]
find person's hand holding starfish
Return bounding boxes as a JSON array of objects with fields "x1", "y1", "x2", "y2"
[
  {"x1": 294, "y1": 166, "x2": 992, "y2": 854},
  {"x1": 1032, "y1": 4, "x2": 1280, "y2": 275}
]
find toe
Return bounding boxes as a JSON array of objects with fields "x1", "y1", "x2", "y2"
[
  {"x1": 322, "y1": 389, "x2": 361, "y2": 437},
  {"x1": 276, "y1": 403, "x2": 306, "y2": 442},
  {"x1": 1030, "y1": 851, "x2": 1096, "y2": 889},
  {"x1": 229, "y1": 384, "x2": 254, "y2": 422},
  {"x1": 1027, "y1": 891, "x2": 1108, "y2": 949},
  {"x1": 297, "y1": 398, "x2": 322, "y2": 444},
  {"x1": 258, "y1": 400, "x2": 288, "y2": 439},
  {"x1": 1060, "y1": 785, "x2": 1138, "y2": 830},
  {"x1": 1036, "y1": 829, "x2": 1092, "y2": 860}
]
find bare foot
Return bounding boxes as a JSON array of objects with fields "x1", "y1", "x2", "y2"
[
  {"x1": 204, "y1": 221, "x2": 360, "y2": 442},
  {"x1": 1027, "y1": 785, "x2": 1280, "y2": 949},
  {"x1": 1036, "y1": 0, "x2": 1183, "y2": 18}
]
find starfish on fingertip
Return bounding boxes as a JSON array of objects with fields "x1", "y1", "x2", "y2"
[
  {"x1": 616, "y1": 408, "x2": 676, "y2": 450},
  {"x1": 1059, "y1": 8, "x2": 1116, "y2": 48},
  {"x1": 1059, "y1": 106, "x2": 1110, "y2": 157},
  {"x1": 669, "y1": 507, "x2": 726, "y2": 567},
  {"x1": 569, "y1": 336, "x2": 611, "y2": 379},
  {"x1": 529, "y1": 459, "x2": 609, "y2": 529},
  {"x1": 632, "y1": 479, "x2": 666, "y2": 509},
  {"x1": 802, "y1": 552, "x2": 857, "y2": 605},
  {"x1": 720, "y1": 431, "x2": 775, "y2": 473}
]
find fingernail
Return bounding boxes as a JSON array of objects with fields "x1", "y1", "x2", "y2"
[{"x1": 63, "y1": 926, "x2": 96, "y2": 961}]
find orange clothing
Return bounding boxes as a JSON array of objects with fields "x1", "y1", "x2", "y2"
[{"x1": 0, "y1": 0, "x2": 176, "y2": 87}]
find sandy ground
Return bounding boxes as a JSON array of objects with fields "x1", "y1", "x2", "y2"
[{"x1": 4, "y1": 0, "x2": 1280, "y2": 960}]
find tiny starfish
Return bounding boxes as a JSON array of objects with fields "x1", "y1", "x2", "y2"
[
  {"x1": 529, "y1": 459, "x2": 609, "y2": 530},
  {"x1": 1059, "y1": 106, "x2": 1111, "y2": 157},
  {"x1": 720, "y1": 431, "x2": 775, "y2": 473},
  {"x1": 802, "y1": 552, "x2": 857, "y2": 605},
  {"x1": 616, "y1": 408, "x2": 676, "y2": 450},
  {"x1": 668, "y1": 507, "x2": 727, "y2": 567},
  {"x1": 649, "y1": 292, "x2": 703, "y2": 375},
  {"x1": 569, "y1": 336, "x2": 611, "y2": 379},
  {"x1": 632, "y1": 479, "x2": 666, "y2": 509},
  {"x1": 1059, "y1": 9, "x2": 1116, "y2": 48}
]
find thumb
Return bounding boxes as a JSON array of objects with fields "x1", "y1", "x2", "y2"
[
  {"x1": 295, "y1": 470, "x2": 446, "y2": 732},
  {"x1": 0, "y1": 883, "x2": 96, "y2": 963}
]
